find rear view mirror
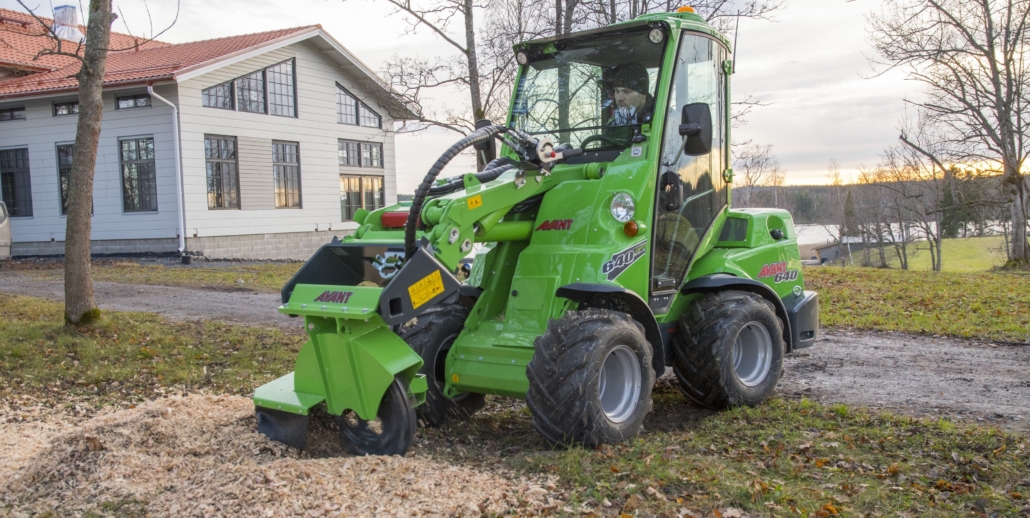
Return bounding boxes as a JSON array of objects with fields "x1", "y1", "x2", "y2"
[{"x1": 678, "y1": 103, "x2": 712, "y2": 156}]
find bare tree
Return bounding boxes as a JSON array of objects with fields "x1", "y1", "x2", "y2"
[
  {"x1": 11, "y1": 1, "x2": 177, "y2": 324},
  {"x1": 869, "y1": 0, "x2": 1030, "y2": 264},
  {"x1": 732, "y1": 143, "x2": 784, "y2": 207}
]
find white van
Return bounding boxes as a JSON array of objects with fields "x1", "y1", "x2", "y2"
[{"x1": 0, "y1": 201, "x2": 10, "y2": 260}]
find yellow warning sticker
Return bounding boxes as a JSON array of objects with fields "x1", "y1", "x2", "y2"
[
  {"x1": 408, "y1": 269, "x2": 445, "y2": 309},
  {"x1": 467, "y1": 195, "x2": 483, "y2": 210}
]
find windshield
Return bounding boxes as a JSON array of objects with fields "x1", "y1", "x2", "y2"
[{"x1": 511, "y1": 28, "x2": 665, "y2": 151}]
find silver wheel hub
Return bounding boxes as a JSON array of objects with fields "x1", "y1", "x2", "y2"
[
  {"x1": 733, "y1": 322, "x2": 773, "y2": 387},
  {"x1": 598, "y1": 344, "x2": 642, "y2": 423}
]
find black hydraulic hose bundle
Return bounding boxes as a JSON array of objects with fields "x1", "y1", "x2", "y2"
[{"x1": 404, "y1": 124, "x2": 509, "y2": 257}]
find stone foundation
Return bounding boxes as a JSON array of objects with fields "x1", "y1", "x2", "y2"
[
  {"x1": 186, "y1": 229, "x2": 354, "y2": 261},
  {"x1": 12, "y1": 238, "x2": 178, "y2": 257}
]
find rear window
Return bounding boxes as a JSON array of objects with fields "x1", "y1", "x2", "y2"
[{"x1": 719, "y1": 217, "x2": 748, "y2": 242}]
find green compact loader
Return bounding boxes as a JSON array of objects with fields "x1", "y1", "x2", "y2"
[{"x1": 254, "y1": 7, "x2": 819, "y2": 455}]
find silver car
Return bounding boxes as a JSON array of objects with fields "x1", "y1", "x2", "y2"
[{"x1": 0, "y1": 202, "x2": 10, "y2": 260}]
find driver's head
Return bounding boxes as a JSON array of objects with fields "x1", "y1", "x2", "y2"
[{"x1": 613, "y1": 63, "x2": 649, "y2": 111}]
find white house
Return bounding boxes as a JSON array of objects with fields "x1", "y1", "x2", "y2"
[{"x1": 0, "y1": 7, "x2": 416, "y2": 260}]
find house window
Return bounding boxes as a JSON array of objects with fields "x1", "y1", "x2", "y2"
[
  {"x1": 266, "y1": 60, "x2": 296, "y2": 117},
  {"x1": 338, "y1": 140, "x2": 360, "y2": 166},
  {"x1": 359, "y1": 103, "x2": 381, "y2": 128},
  {"x1": 0, "y1": 148, "x2": 32, "y2": 217},
  {"x1": 272, "y1": 141, "x2": 301, "y2": 209},
  {"x1": 205, "y1": 136, "x2": 239, "y2": 209},
  {"x1": 341, "y1": 175, "x2": 384, "y2": 220},
  {"x1": 57, "y1": 144, "x2": 74, "y2": 215},
  {"x1": 0, "y1": 107, "x2": 25, "y2": 121},
  {"x1": 336, "y1": 85, "x2": 357, "y2": 125},
  {"x1": 202, "y1": 82, "x2": 234, "y2": 109},
  {"x1": 361, "y1": 143, "x2": 383, "y2": 168},
  {"x1": 120, "y1": 137, "x2": 158, "y2": 212},
  {"x1": 236, "y1": 70, "x2": 265, "y2": 114},
  {"x1": 117, "y1": 94, "x2": 151, "y2": 109},
  {"x1": 54, "y1": 101, "x2": 79, "y2": 116}
]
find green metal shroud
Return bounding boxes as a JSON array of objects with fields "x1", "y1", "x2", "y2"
[{"x1": 253, "y1": 284, "x2": 427, "y2": 420}]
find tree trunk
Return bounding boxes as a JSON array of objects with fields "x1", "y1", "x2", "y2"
[
  {"x1": 463, "y1": 0, "x2": 485, "y2": 170},
  {"x1": 64, "y1": 0, "x2": 114, "y2": 325},
  {"x1": 1009, "y1": 184, "x2": 1029, "y2": 262}
]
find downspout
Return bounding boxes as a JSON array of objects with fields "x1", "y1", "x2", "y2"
[{"x1": 147, "y1": 82, "x2": 186, "y2": 256}]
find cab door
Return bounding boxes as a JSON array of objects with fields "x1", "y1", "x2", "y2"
[
  {"x1": 0, "y1": 201, "x2": 11, "y2": 260},
  {"x1": 651, "y1": 32, "x2": 729, "y2": 294}
]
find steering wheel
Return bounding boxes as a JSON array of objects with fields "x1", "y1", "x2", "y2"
[{"x1": 580, "y1": 134, "x2": 629, "y2": 150}]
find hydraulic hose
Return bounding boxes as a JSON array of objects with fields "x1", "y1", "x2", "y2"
[
  {"x1": 426, "y1": 157, "x2": 517, "y2": 197},
  {"x1": 405, "y1": 124, "x2": 509, "y2": 257}
]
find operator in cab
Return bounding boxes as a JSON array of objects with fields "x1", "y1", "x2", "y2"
[{"x1": 609, "y1": 62, "x2": 655, "y2": 127}]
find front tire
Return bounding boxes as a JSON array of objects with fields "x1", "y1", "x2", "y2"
[
  {"x1": 399, "y1": 304, "x2": 486, "y2": 426},
  {"x1": 526, "y1": 309, "x2": 654, "y2": 447},
  {"x1": 673, "y1": 291, "x2": 785, "y2": 409}
]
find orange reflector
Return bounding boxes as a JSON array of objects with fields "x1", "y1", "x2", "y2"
[
  {"x1": 381, "y1": 211, "x2": 408, "y2": 228},
  {"x1": 677, "y1": 6, "x2": 695, "y2": 12},
  {"x1": 624, "y1": 221, "x2": 639, "y2": 237}
]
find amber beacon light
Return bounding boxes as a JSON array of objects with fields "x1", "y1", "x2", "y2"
[{"x1": 677, "y1": 6, "x2": 695, "y2": 12}]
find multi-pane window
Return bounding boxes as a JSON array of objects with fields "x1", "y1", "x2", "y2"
[
  {"x1": 120, "y1": 138, "x2": 158, "y2": 212},
  {"x1": 0, "y1": 148, "x2": 32, "y2": 217},
  {"x1": 57, "y1": 144, "x2": 74, "y2": 215},
  {"x1": 116, "y1": 94, "x2": 151, "y2": 109},
  {"x1": 205, "y1": 136, "x2": 239, "y2": 209},
  {"x1": 54, "y1": 101, "x2": 79, "y2": 116},
  {"x1": 359, "y1": 104, "x2": 381, "y2": 128},
  {"x1": 340, "y1": 175, "x2": 384, "y2": 220},
  {"x1": 336, "y1": 84, "x2": 381, "y2": 127},
  {"x1": 236, "y1": 70, "x2": 265, "y2": 114},
  {"x1": 336, "y1": 85, "x2": 357, "y2": 124},
  {"x1": 266, "y1": 60, "x2": 296, "y2": 117},
  {"x1": 0, "y1": 107, "x2": 25, "y2": 121},
  {"x1": 202, "y1": 82, "x2": 234, "y2": 109},
  {"x1": 338, "y1": 140, "x2": 360, "y2": 166},
  {"x1": 361, "y1": 143, "x2": 383, "y2": 168},
  {"x1": 273, "y1": 142, "x2": 301, "y2": 209}
]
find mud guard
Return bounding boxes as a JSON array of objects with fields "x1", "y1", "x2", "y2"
[{"x1": 254, "y1": 284, "x2": 428, "y2": 449}]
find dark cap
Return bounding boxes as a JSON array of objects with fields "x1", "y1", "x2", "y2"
[{"x1": 613, "y1": 63, "x2": 649, "y2": 94}]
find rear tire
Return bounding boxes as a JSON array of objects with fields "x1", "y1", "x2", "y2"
[
  {"x1": 526, "y1": 309, "x2": 654, "y2": 447},
  {"x1": 334, "y1": 376, "x2": 416, "y2": 456},
  {"x1": 673, "y1": 291, "x2": 784, "y2": 409},
  {"x1": 399, "y1": 304, "x2": 486, "y2": 426}
]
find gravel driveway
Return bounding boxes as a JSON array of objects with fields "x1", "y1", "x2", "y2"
[{"x1": 3, "y1": 274, "x2": 1028, "y2": 432}]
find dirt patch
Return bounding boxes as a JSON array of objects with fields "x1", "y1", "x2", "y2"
[
  {"x1": 1, "y1": 395, "x2": 560, "y2": 517},
  {"x1": 780, "y1": 328, "x2": 1030, "y2": 432}
]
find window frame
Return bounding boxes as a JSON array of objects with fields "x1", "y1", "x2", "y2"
[
  {"x1": 358, "y1": 102, "x2": 381, "y2": 128},
  {"x1": 53, "y1": 101, "x2": 79, "y2": 117},
  {"x1": 339, "y1": 139, "x2": 384, "y2": 168},
  {"x1": 236, "y1": 69, "x2": 267, "y2": 114},
  {"x1": 56, "y1": 143, "x2": 74, "y2": 216},
  {"x1": 340, "y1": 174, "x2": 385, "y2": 221},
  {"x1": 118, "y1": 136, "x2": 159, "y2": 213},
  {"x1": 0, "y1": 147, "x2": 32, "y2": 218},
  {"x1": 266, "y1": 59, "x2": 297, "y2": 118},
  {"x1": 0, "y1": 107, "x2": 26, "y2": 121},
  {"x1": 336, "y1": 84, "x2": 358, "y2": 125},
  {"x1": 116, "y1": 94, "x2": 152, "y2": 110},
  {"x1": 204, "y1": 135, "x2": 241, "y2": 210},
  {"x1": 272, "y1": 140, "x2": 302, "y2": 209},
  {"x1": 202, "y1": 81, "x2": 235, "y2": 110}
]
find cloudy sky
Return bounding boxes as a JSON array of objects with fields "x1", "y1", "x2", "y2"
[{"x1": 1, "y1": 0, "x2": 917, "y2": 188}]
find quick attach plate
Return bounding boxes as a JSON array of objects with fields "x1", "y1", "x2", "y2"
[{"x1": 378, "y1": 241, "x2": 462, "y2": 325}]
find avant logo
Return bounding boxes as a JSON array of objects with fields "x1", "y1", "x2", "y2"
[
  {"x1": 313, "y1": 290, "x2": 354, "y2": 304},
  {"x1": 535, "y1": 219, "x2": 573, "y2": 231},
  {"x1": 757, "y1": 262, "x2": 799, "y2": 283},
  {"x1": 601, "y1": 241, "x2": 647, "y2": 281}
]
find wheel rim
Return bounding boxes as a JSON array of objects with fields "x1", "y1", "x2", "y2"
[
  {"x1": 733, "y1": 322, "x2": 773, "y2": 387},
  {"x1": 598, "y1": 344, "x2": 641, "y2": 423}
]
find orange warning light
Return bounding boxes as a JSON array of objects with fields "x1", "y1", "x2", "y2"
[{"x1": 677, "y1": 6, "x2": 695, "y2": 13}]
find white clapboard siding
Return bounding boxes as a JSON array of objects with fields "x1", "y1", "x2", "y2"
[
  {"x1": 0, "y1": 84, "x2": 180, "y2": 243},
  {"x1": 177, "y1": 38, "x2": 397, "y2": 238}
]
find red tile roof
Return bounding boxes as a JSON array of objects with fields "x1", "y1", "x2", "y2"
[{"x1": 0, "y1": 7, "x2": 318, "y2": 99}]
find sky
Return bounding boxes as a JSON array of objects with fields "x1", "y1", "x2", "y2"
[{"x1": 0, "y1": 0, "x2": 917, "y2": 188}]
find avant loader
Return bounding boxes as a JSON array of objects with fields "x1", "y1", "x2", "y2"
[{"x1": 254, "y1": 7, "x2": 819, "y2": 455}]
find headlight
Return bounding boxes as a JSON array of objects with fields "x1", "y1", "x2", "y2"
[
  {"x1": 648, "y1": 28, "x2": 664, "y2": 44},
  {"x1": 516, "y1": 51, "x2": 529, "y2": 65},
  {"x1": 610, "y1": 193, "x2": 635, "y2": 223}
]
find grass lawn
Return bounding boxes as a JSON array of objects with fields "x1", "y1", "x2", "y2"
[
  {"x1": 805, "y1": 267, "x2": 1030, "y2": 343},
  {"x1": 1, "y1": 295, "x2": 1028, "y2": 516},
  {"x1": 872, "y1": 235, "x2": 1009, "y2": 272}
]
